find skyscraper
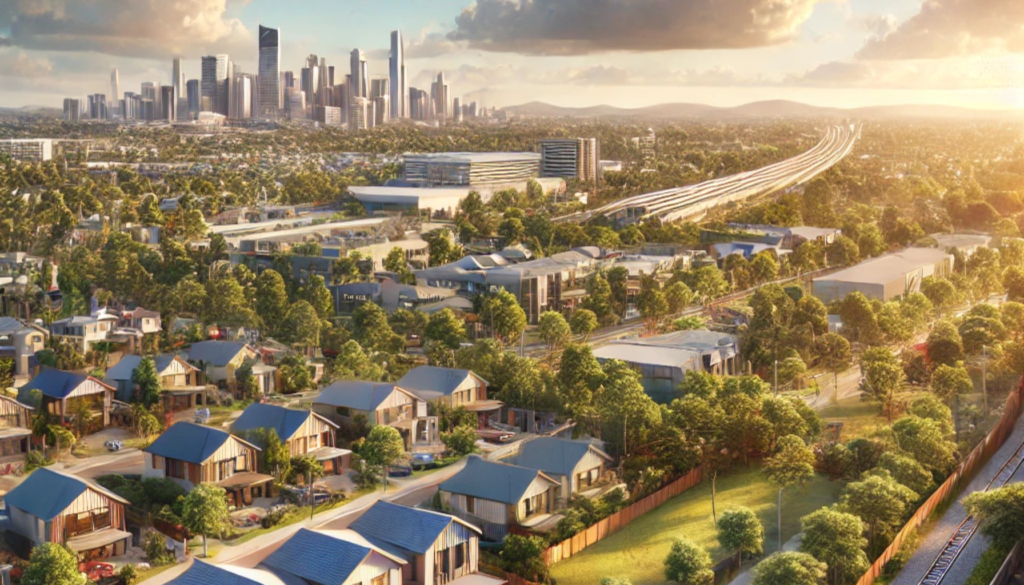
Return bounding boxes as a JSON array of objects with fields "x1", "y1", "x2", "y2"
[
  {"x1": 389, "y1": 31, "x2": 406, "y2": 119},
  {"x1": 201, "y1": 54, "x2": 229, "y2": 114},
  {"x1": 539, "y1": 138, "x2": 600, "y2": 184},
  {"x1": 110, "y1": 69, "x2": 120, "y2": 108},
  {"x1": 88, "y1": 94, "x2": 108, "y2": 120},
  {"x1": 301, "y1": 54, "x2": 320, "y2": 113},
  {"x1": 350, "y1": 49, "x2": 367, "y2": 99},
  {"x1": 431, "y1": 72, "x2": 450, "y2": 119},
  {"x1": 258, "y1": 25, "x2": 281, "y2": 119},
  {"x1": 172, "y1": 58, "x2": 185, "y2": 101},
  {"x1": 186, "y1": 79, "x2": 200, "y2": 115},
  {"x1": 160, "y1": 86, "x2": 177, "y2": 121},
  {"x1": 63, "y1": 98, "x2": 81, "y2": 122}
]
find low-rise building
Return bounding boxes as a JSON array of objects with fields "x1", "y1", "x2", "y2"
[
  {"x1": 48, "y1": 314, "x2": 118, "y2": 354},
  {"x1": 329, "y1": 279, "x2": 456, "y2": 314},
  {"x1": 19, "y1": 368, "x2": 116, "y2": 428},
  {"x1": 184, "y1": 341, "x2": 257, "y2": 391},
  {"x1": 104, "y1": 354, "x2": 203, "y2": 411},
  {"x1": 167, "y1": 559, "x2": 289, "y2": 585},
  {"x1": 812, "y1": 247, "x2": 955, "y2": 304},
  {"x1": 0, "y1": 395, "x2": 34, "y2": 473},
  {"x1": 313, "y1": 381, "x2": 439, "y2": 453},
  {"x1": 260, "y1": 528, "x2": 407, "y2": 585},
  {"x1": 143, "y1": 421, "x2": 273, "y2": 506},
  {"x1": 439, "y1": 455, "x2": 560, "y2": 541},
  {"x1": 397, "y1": 366, "x2": 501, "y2": 429},
  {"x1": 507, "y1": 437, "x2": 613, "y2": 499},
  {"x1": 931, "y1": 233, "x2": 992, "y2": 258},
  {"x1": 4, "y1": 467, "x2": 131, "y2": 560},
  {"x1": 230, "y1": 403, "x2": 348, "y2": 474},
  {"x1": 0, "y1": 317, "x2": 48, "y2": 378}
]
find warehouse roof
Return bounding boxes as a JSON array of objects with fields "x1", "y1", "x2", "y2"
[{"x1": 813, "y1": 248, "x2": 952, "y2": 286}]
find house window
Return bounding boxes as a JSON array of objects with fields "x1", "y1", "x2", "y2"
[
  {"x1": 371, "y1": 574, "x2": 389, "y2": 585},
  {"x1": 465, "y1": 496, "x2": 475, "y2": 515},
  {"x1": 166, "y1": 459, "x2": 185, "y2": 479},
  {"x1": 336, "y1": 406, "x2": 351, "y2": 418},
  {"x1": 653, "y1": 366, "x2": 673, "y2": 379},
  {"x1": 454, "y1": 543, "x2": 466, "y2": 570}
]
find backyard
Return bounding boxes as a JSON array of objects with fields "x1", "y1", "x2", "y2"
[{"x1": 548, "y1": 464, "x2": 842, "y2": 585}]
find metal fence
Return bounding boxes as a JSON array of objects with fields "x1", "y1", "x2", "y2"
[{"x1": 855, "y1": 379, "x2": 1024, "y2": 585}]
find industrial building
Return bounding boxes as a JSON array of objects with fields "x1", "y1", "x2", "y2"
[
  {"x1": 812, "y1": 247, "x2": 955, "y2": 304},
  {"x1": 349, "y1": 186, "x2": 471, "y2": 218},
  {"x1": 0, "y1": 139, "x2": 53, "y2": 162},
  {"x1": 403, "y1": 152, "x2": 541, "y2": 187}
]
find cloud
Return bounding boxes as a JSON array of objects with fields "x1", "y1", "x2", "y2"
[
  {"x1": 857, "y1": 0, "x2": 1024, "y2": 60},
  {"x1": 369, "y1": 29, "x2": 465, "y2": 60},
  {"x1": 785, "y1": 57, "x2": 1024, "y2": 90},
  {"x1": 563, "y1": 65, "x2": 631, "y2": 85},
  {"x1": 787, "y1": 61, "x2": 874, "y2": 86},
  {"x1": 0, "y1": 49, "x2": 52, "y2": 78},
  {"x1": 0, "y1": 0, "x2": 252, "y2": 59},
  {"x1": 448, "y1": 0, "x2": 824, "y2": 55},
  {"x1": 0, "y1": 38, "x2": 11, "y2": 47}
]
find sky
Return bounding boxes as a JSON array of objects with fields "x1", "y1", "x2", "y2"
[{"x1": 2, "y1": 0, "x2": 1024, "y2": 111}]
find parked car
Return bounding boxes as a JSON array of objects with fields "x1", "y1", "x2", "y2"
[
  {"x1": 103, "y1": 440, "x2": 122, "y2": 452},
  {"x1": 387, "y1": 465, "x2": 413, "y2": 478},
  {"x1": 476, "y1": 429, "x2": 515, "y2": 443}
]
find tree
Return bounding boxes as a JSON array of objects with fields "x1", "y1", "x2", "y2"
[
  {"x1": 800, "y1": 507, "x2": 869, "y2": 585},
  {"x1": 875, "y1": 452, "x2": 933, "y2": 496},
  {"x1": 777, "y1": 357, "x2": 807, "y2": 387},
  {"x1": 690, "y1": 265, "x2": 730, "y2": 302},
  {"x1": 480, "y1": 289, "x2": 527, "y2": 345},
  {"x1": 132, "y1": 356, "x2": 162, "y2": 408},
  {"x1": 921, "y1": 276, "x2": 959, "y2": 316},
  {"x1": 255, "y1": 269, "x2": 290, "y2": 335},
  {"x1": 182, "y1": 483, "x2": 229, "y2": 557},
  {"x1": 361, "y1": 425, "x2": 406, "y2": 492},
  {"x1": 245, "y1": 427, "x2": 292, "y2": 480},
  {"x1": 1005, "y1": 266, "x2": 1024, "y2": 301},
  {"x1": 302, "y1": 275, "x2": 334, "y2": 321},
  {"x1": 281, "y1": 300, "x2": 321, "y2": 351},
  {"x1": 424, "y1": 309, "x2": 467, "y2": 350},
  {"x1": 637, "y1": 288, "x2": 669, "y2": 326},
  {"x1": 498, "y1": 217, "x2": 525, "y2": 245},
  {"x1": 751, "y1": 252, "x2": 780, "y2": 284},
  {"x1": 501, "y1": 534, "x2": 549, "y2": 582},
  {"x1": 838, "y1": 292, "x2": 880, "y2": 345},
  {"x1": 840, "y1": 471, "x2": 918, "y2": 550},
  {"x1": 891, "y1": 415, "x2": 957, "y2": 473},
  {"x1": 926, "y1": 320, "x2": 963, "y2": 367},
  {"x1": 21, "y1": 543, "x2": 86, "y2": 585},
  {"x1": 204, "y1": 275, "x2": 257, "y2": 328},
  {"x1": 963, "y1": 483, "x2": 1024, "y2": 551},
  {"x1": 664, "y1": 282, "x2": 694, "y2": 314},
  {"x1": 277, "y1": 353, "x2": 313, "y2": 395},
  {"x1": 861, "y1": 348, "x2": 905, "y2": 420},
  {"x1": 718, "y1": 507, "x2": 764, "y2": 565},
  {"x1": 583, "y1": 273, "x2": 615, "y2": 323},
  {"x1": 440, "y1": 424, "x2": 478, "y2": 458},
  {"x1": 537, "y1": 311, "x2": 572, "y2": 356},
  {"x1": 235, "y1": 362, "x2": 260, "y2": 401},
  {"x1": 570, "y1": 309, "x2": 599, "y2": 341},
  {"x1": 794, "y1": 296, "x2": 829, "y2": 338},
  {"x1": 424, "y1": 229, "x2": 463, "y2": 267},
  {"x1": 352, "y1": 302, "x2": 404, "y2": 354},
  {"x1": 826, "y1": 235, "x2": 860, "y2": 268},
  {"x1": 763, "y1": 435, "x2": 817, "y2": 552},
  {"x1": 752, "y1": 552, "x2": 827, "y2": 585},
  {"x1": 930, "y1": 363, "x2": 973, "y2": 402},
  {"x1": 595, "y1": 360, "x2": 662, "y2": 456},
  {"x1": 383, "y1": 247, "x2": 410, "y2": 275},
  {"x1": 664, "y1": 538, "x2": 714, "y2": 585}
]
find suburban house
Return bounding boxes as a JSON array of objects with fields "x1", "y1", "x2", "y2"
[
  {"x1": 143, "y1": 422, "x2": 273, "y2": 507},
  {"x1": 0, "y1": 317, "x2": 48, "y2": 378},
  {"x1": 329, "y1": 279, "x2": 457, "y2": 314},
  {"x1": 48, "y1": 313, "x2": 118, "y2": 353},
  {"x1": 103, "y1": 354, "x2": 204, "y2": 412},
  {"x1": 313, "y1": 381, "x2": 439, "y2": 452},
  {"x1": 507, "y1": 437, "x2": 614, "y2": 499},
  {"x1": 396, "y1": 367, "x2": 502, "y2": 430},
  {"x1": 0, "y1": 395, "x2": 34, "y2": 473},
  {"x1": 3, "y1": 467, "x2": 131, "y2": 560},
  {"x1": 167, "y1": 559, "x2": 290, "y2": 585},
  {"x1": 438, "y1": 455, "x2": 561, "y2": 541},
  {"x1": 19, "y1": 368, "x2": 116, "y2": 428},
  {"x1": 230, "y1": 403, "x2": 349, "y2": 475},
  {"x1": 259, "y1": 528, "x2": 406, "y2": 585},
  {"x1": 593, "y1": 329, "x2": 741, "y2": 404},
  {"x1": 120, "y1": 307, "x2": 162, "y2": 334},
  {"x1": 350, "y1": 501, "x2": 491, "y2": 585},
  {"x1": 184, "y1": 341, "x2": 257, "y2": 391}
]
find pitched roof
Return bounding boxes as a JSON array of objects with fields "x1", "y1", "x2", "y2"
[
  {"x1": 396, "y1": 366, "x2": 486, "y2": 401},
  {"x1": 514, "y1": 437, "x2": 612, "y2": 478},
  {"x1": 144, "y1": 422, "x2": 255, "y2": 464},
  {"x1": 167, "y1": 560, "x2": 289, "y2": 585},
  {"x1": 350, "y1": 501, "x2": 479, "y2": 556},
  {"x1": 186, "y1": 341, "x2": 250, "y2": 367},
  {"x1": 439, "y1": 455, "x2": 556, "y2": 505},
  {"x1": 5, "y1": 467, "x2": 129, "y2": 521},
  {"x1": 105, "y1": 355, "x2": 198, "y2": 384},
  {"x1": 21, "y1": 368, "x2": 112, "y2": 399},
  {"x1": 230, "y1": 403, "x2": 332, "y2": 442},
  {"x1": 260, "y1": 528, "x2": 376, "y2": 585},
  {"x1": 314, "y1": 381, "x2": 410, "y2": 412}
]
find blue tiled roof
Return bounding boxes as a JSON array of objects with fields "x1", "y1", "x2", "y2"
[
  {"x1": 104, "y1": 355, "x2": 144, "y2": 382},
  {"x1": 5, "y1": 468, "x2": 127, "y2": 521},
  {"x1": 439, "y1": 455, "x2": 553, "y2": 505},
  {"x1": 515, "y1": 437, "x2": 609, "y2": 478},
  {"x1": 350, "y1": 501, "x2": 460, "y2": 555},
  {"x1": 144, "y1": 422, "x2": 239, "y2": 464},
  {"x1": 167, "y1": 560, "x2": 263, "y2": 585},
  {"x1": 187, "y1": 341, "x2": 249, "y2": 367},
  {"x1": 261, "y1": 528, "x2": 372, "y2": 585},
  {"x1": 21, "y1": 368, "x2": 105, "y2": 399},
  {"x1": 314, "y1": 381, "x2": 400, "y2": 412},
  {"x1": 396, "y1": 366, "x2": 484, "y2": 401},
  {"x1": 230, "y1": 403, "x2": 313, "y2": 442}
]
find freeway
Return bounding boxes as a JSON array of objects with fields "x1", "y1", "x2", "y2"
[{"x1": 558, "y1": 124, "x2": 860, "y2": 224}]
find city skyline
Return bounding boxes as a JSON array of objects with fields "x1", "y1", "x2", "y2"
[{"x1": 3, "y1": 1, "x2": 1024, "y2": 111}]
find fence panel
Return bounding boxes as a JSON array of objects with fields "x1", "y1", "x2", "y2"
[
  {"x1": 989, "y1": 541, "x2": 1024, "y2": 585},
  {"x1": 855, "y1": 381, "x2": 1024, "y2": 585}
]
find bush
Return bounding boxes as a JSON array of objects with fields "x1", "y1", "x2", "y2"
[
  {"x1": 24, "y1": 450, "x2": 53, "y2": 472},
  {"x1": 117, "y1": 564, "x2": 138, "y2": 585},
  {"x1": 144, "y1": 530, "x2": 172, "y2": 566},
  {"x1": 440, "y1": 424, "x2": 479, "y2": 458},
  {"x1": 261, "y1": 505, "x2": 296, "y2": 529}
]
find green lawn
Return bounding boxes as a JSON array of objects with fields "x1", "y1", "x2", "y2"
[
  {"x1": 819, "y1": 395, "x2": 889, "y2": 441},
  {"x1": 548, "y1": 465, "x2": 842, "y2": 585}
]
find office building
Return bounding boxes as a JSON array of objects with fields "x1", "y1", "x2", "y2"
[
  {"x1": 409, "y1": 87, "x2": 429, "y2": 121},
  {"x1": 539, "y1": 138, "x2": 600, "y2": 184},
  {"x1": 350, "y1": 49, "x2": 367, "y2": 100},
  {"x1": 404, "y1": 152, "x2": 542, "y2": 187},
  {"x1": 453, "y1": 98, "x2": 463, "y2": 123},
  {"x1": 389, "y1": 30, "x2": 407, "y2": 119},
  {"x1": 301, "y1": 54, "x2": 320, "y2": 112},
  {"x1": 287, "y1": 87, "x2": 306, "y2": 120},
  {"x1": 186, "y1": 80, "x2": 200, "y2": 115},
  {"x1": 431, "y1": 72, "x2": 450, "y2": 119},
  {"x1": 370, "y1": 78, "x2": 389, "y2": 100},
  {"x1": 122, "y1": 93, "x2": 140, "y2": 120},
  {"x1": 258, "y1": 25, "x2": 281, "y2": 119},
  {"x1": 172, "y1": 58, "x2": 185, "y2": 101},
  {"x1": 141, "y1": 99, "x2": 155, "y2": 122},
  {"x1": 327, "y1": 66, "x2": 335, "y2": 88},
  {"x1": 313, "y1": 105, "x2": 342, "y2": 126},
  {"x1": 372, "y1": 96, "x2": 390, "y2": 126},
  {"x1": 0, "y1": 139, "x2": 53, "y2": 162},
  {"x1": 231, "y1": 73, "x2": 253, "y2": 119},
  {"x1": 201, "y1": 54, "x2": 229, "y2": 114},
  {"x1": 160, "y1": 85, "x2": 176, "y2": 121},
  {"x1": 63, "y1": 98, "x2": 81, "y2": 122},
  {"x1": 109, "y1": 69, "x2": 120, "y2": 110},
  {"x1": 88, "y1": 94, "x2": 107, "y2": 120},
  {"x1": 349, "y1": 97, "x2": 371, "y2": 130}
]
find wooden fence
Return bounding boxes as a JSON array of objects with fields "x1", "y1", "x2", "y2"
[
  {"x1": 855, "y1": 380, "x2": 1024, "y2": 585},
  {"x1": 989, "y1": 540, "x2": 1024, "y2": 585},
  {"x1": 541, "y1": 465, "x2": 704, "y2": 566}
]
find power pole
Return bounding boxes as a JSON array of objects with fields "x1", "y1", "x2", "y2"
[{"x1": 982, "y1": 345, "x2": 988, "y2": 415}]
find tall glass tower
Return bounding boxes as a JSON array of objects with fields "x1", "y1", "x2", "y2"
[
  {"x1": 258, "y1": 25, "x2": 282, "y2": 119},
  {"x1": 389, "y1": 30, "x2": 406, "y2": 119}
]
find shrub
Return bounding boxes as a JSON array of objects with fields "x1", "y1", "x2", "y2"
[
  {"x1": 261, "y1": 505, "x2": 295, "y2": 529},
  {"x1": 24, "y1": 450, "x2": 53, "y2": 472},
  {"x1": 144, "y1": 530, "x2": 172, "y2": 566},
  {"x1": 117, "y1": 564, "x2": 138, "y2": 585}
]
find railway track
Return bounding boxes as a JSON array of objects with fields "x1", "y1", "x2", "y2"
[
  {"x1": 918, "y1": 437, "x2": 1024, "y2": 585},
  {"x1": 557, "y1": 124, "x2": 860, "y2": 224}
]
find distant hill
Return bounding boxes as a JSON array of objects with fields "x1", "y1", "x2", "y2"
[
  {"x1": 503, "y1": 100, "x2": 1014, "y2": 120},
  {"x1": 0, "y1": 106, "x2": 61, "y2": 119}
]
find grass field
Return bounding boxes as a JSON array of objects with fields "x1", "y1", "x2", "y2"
[
  {"x1": 548, "y1": 465, "x2": 842, "y2": 585},
  {"x1": 818, "y1": 395, "x2": 890, "y2": 441}
]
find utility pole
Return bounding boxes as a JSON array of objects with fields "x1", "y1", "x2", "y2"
[
  {"x1": 308, "y1": 468, "x2": 314, "y2": 520},
  {"x1": 982, "y1": 345, "x2": 988, "y2": 415}
]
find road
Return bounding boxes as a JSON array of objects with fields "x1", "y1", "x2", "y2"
[
  {"x1": 138, "y1": 458, "x2": 468, "y2": 584},
  {"x1": 557, "y1": 124, "x2": 860, "y2": 224}
]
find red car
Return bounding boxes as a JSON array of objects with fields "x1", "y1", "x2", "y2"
[
  {"x1": 80, "y1": 561, "x2": 115, "y2": 582},
  {"x1": 476, "y1": 428, "x2": 515, "y2": 443}
]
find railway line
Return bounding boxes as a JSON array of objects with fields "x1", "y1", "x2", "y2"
[
  {"x1": 557, "y1": 124, "x2": 860, "y2": 224},
  {"x1": 917, "y1": 435, "x2": 1024, "y2": 585}
]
